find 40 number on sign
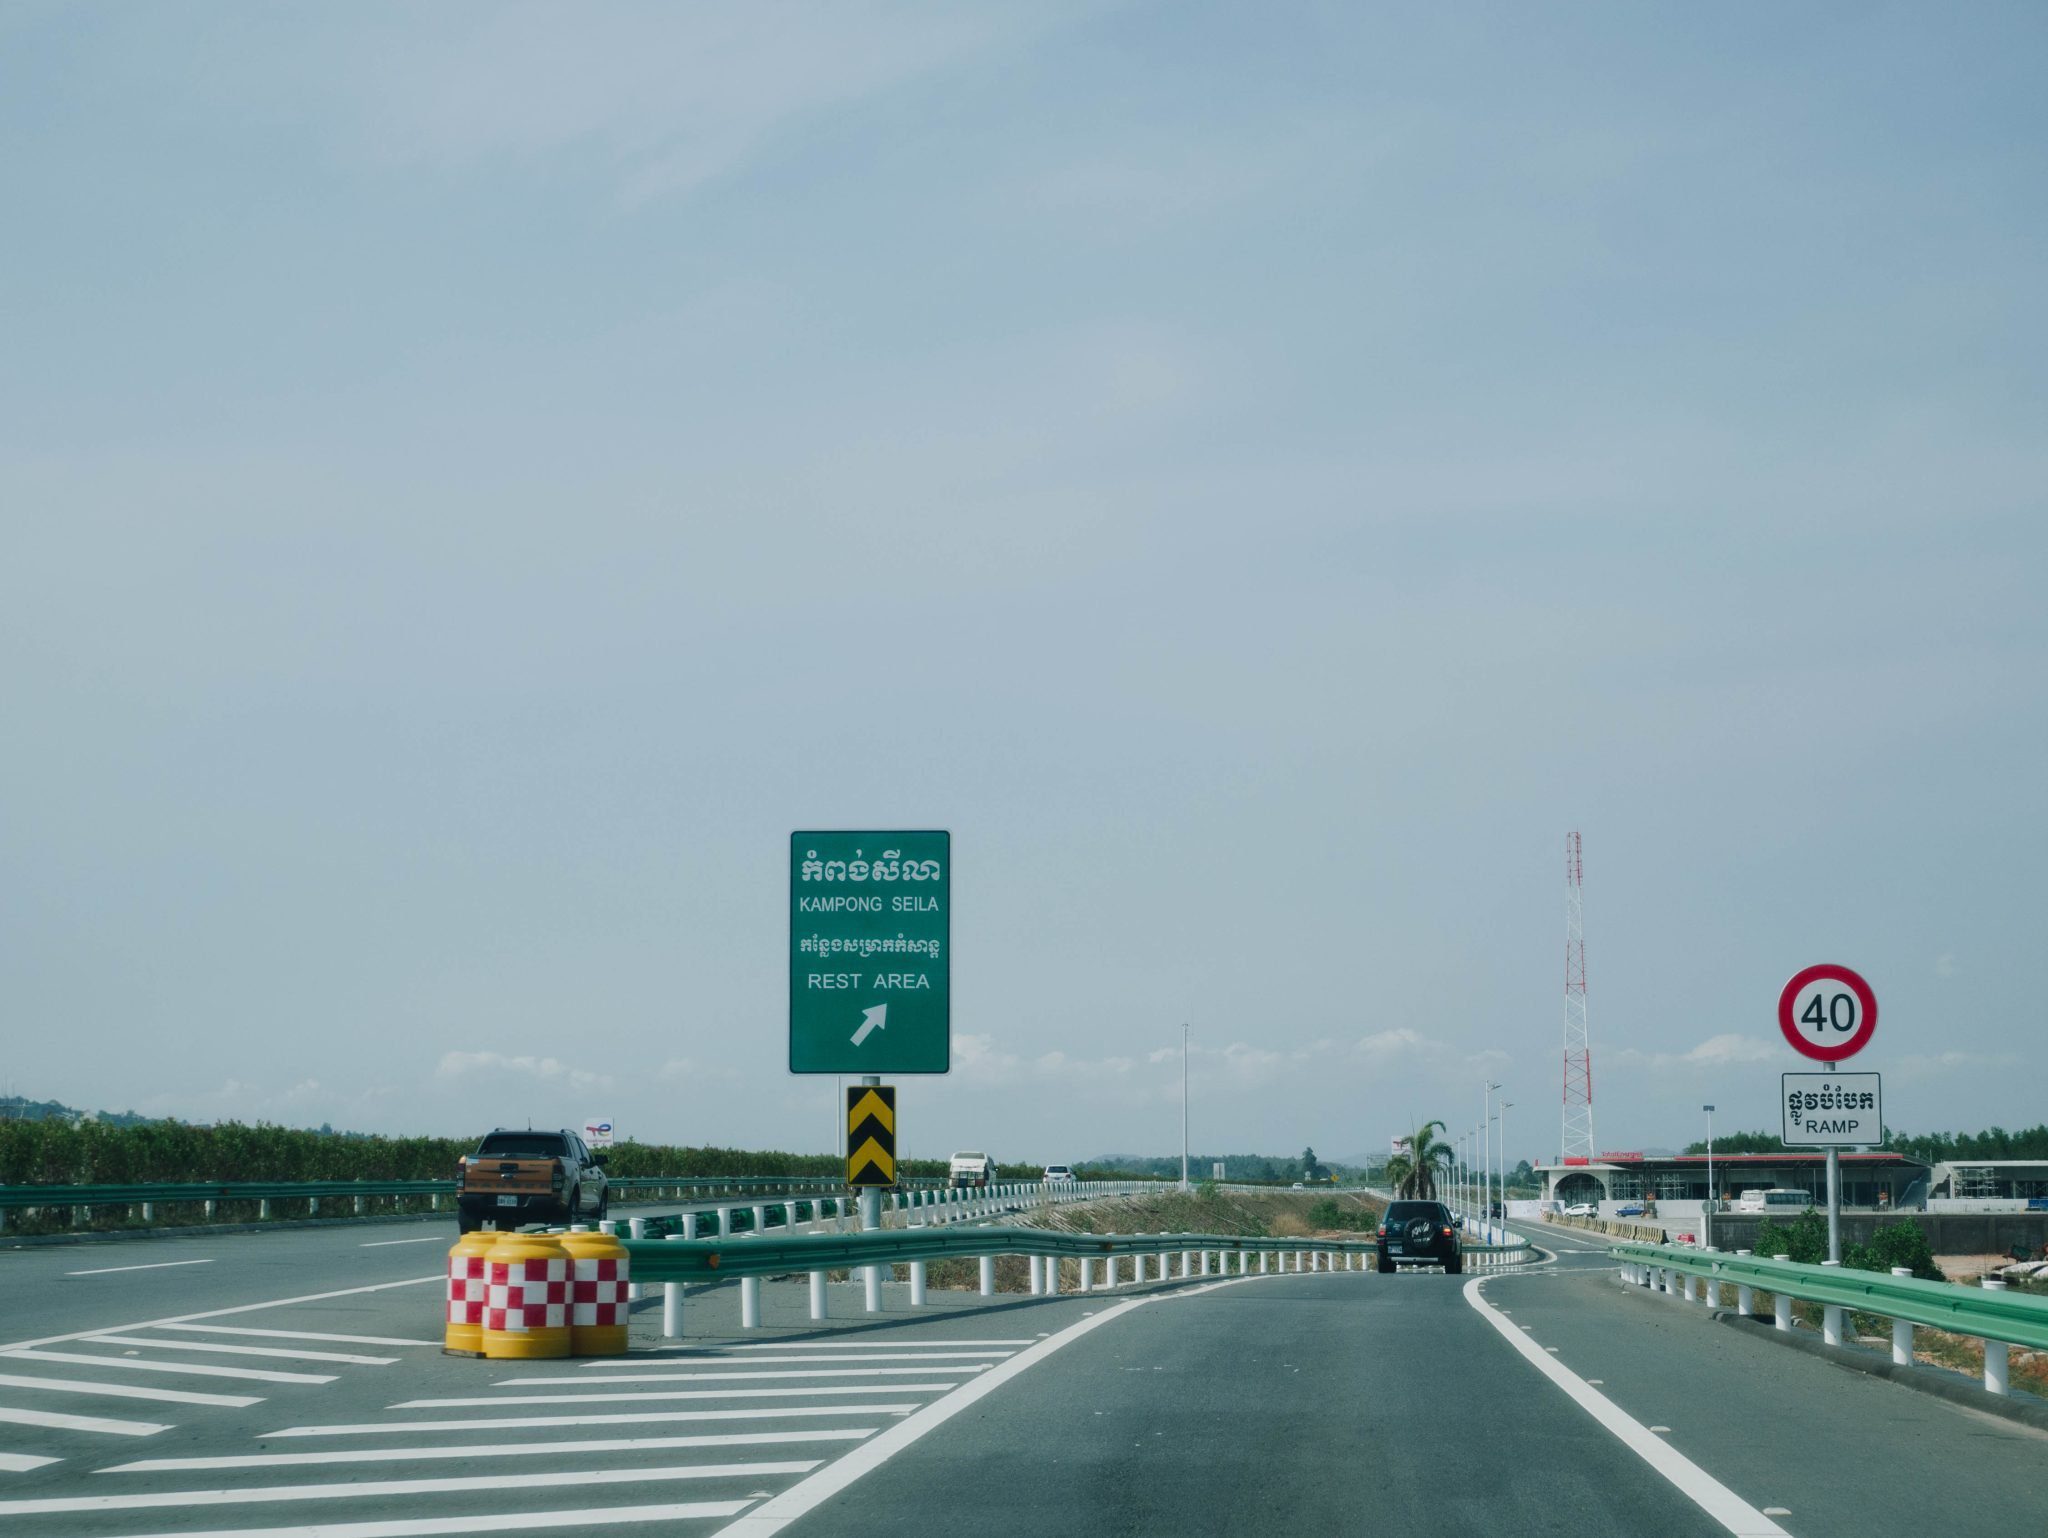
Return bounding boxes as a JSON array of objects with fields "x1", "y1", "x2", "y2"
[{"x1": 1777, "y1": 964, "x2": 1878, "y2": 1063}]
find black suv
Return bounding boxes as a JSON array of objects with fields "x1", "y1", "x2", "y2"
[{"x1": 1376, "y1": 1200, "x2": 1462, "y2": 1274}]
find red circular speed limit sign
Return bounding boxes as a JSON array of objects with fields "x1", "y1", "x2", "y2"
[{"x1": 1778, "y1": 963, "x2": 1878, "y2": 1061}]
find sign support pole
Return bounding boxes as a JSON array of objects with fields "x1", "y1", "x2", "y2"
[
  {"x1": 858, "y1": 1074, "x2": 881, "y2": 1234},
  {"x1": 1825, "y1": 1146, "x2": 1841, "y2": 1264}
]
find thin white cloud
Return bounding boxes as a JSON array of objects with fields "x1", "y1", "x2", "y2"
[
  {"x1": 436, "y1": 1051, "x2": 615, "y2": 1093},
  {"x1": 1610, "y1": 1034, "x2": 1778, "y2": 1071}
]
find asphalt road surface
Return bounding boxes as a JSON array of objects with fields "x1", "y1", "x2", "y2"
[{"x1": 1, "y1": 1218, "x2": 2041, "y2": 1536}]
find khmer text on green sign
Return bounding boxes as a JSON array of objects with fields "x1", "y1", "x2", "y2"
[{"x1": 789, "y1": 831, "x2": 950, "y2": 1074}]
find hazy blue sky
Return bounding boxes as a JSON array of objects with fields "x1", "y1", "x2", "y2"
[{"x1": 4, "y1": 3, "x2": 2043, "y2": 1168}]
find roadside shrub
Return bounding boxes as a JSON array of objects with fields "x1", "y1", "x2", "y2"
[
  {"x1": 1846, "y1": 1221, "x2": 1944, "y2": 1281},
  {"x1": 1754, "y1": 1209, "x2": 1828, "y2": 1265}
]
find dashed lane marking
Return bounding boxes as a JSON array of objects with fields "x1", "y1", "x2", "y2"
[
  {"x1": 74, "y1": 1497, "x2": 753, "y2": 1537},
  {"x1": 20, "y1": 1465, "x2": 809, "y2": 1516},
  {"x1": 267, "y1": 1404, "x2": 920, "y2": 1437},
  {"x1": 0, "y1": 1371, "x2": 257, "y2": 1409},
  {"x1": 1, "y1": 1349, "x2": 332, "y2": 1385},
  {"x1": 397, "y1": 1384, "x2": 954, "y2": 1410},
  {"x1": 0, "y1": 1406, "x2": 170, "y2": 1437},
  {"x1": 360, "y1": 1237, "x2": 445, "y2": 1247},
  {"x1": 580, "y1": 1352, "x2": 1010, "y2": 1368},
  {"x1": 0, "y1": 1452, "x2": 60, "y2": 1472},
  {"x1": 66, "y1": 1260, "x2": 216, "y2": 1277},
  {"x1": 490, "y1": 1365, "x2": 986, "y2": 1387},
  {"x1": 107, "y1": 1429, "x2": 874, "y2": 1472},
  {"x1": 726, "y1": 1340, "x2": 1033, "y2": 1350},
  {"x1": 1464, "y1": 1278, "x2": 1788, "y2": 1537},
  {"x1": 83, "y1": 1335, "x2": 399, "y2": 1366},
  {"x1": 157, "y1": 1325, "x2": 438, "y2": 1348}
]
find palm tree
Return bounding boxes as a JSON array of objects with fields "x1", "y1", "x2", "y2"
[{"x1": 1384, "y1": 1121, "x2": 1453, "y2": 1199}]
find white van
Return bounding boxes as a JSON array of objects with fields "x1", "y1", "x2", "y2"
[
  {"x1": 1735, "y1": 1188, "x2": 1813, "y2": 1214},
  {"x1": 948, "y1": 1152, "x2": 994, "y2": 1189}
]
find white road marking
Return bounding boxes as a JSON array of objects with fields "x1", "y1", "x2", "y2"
[
  {"x1": 360, "y1": 1237, "x2": 445, "y2": 1247},
  {"x1": 1, "y1": 1462, "x2": 802, "y2": 1516},
  {"x1": 0, "y1": 1274, "x2": 443, "y2": 1357},
  {"x1": 713, "y1": 1269, "x2": 1264, "y2": 1537},
  {"x1": 0, "y1": 1406, "x2": 170, "y2": 1437},
  {"x1": 726, "y1": 1340, "x2": 1033, "y2": 1350},
  {"x1": 108, "y1": 1429, "x2": 873, "y2": 1472},
  {"x1": 580, "y1": 1352, "x2": 1010, "y2": 1368},
  {"x1": 0, "y1": 1371, "x2": 258, "y2": 1408},
  {"x1": 158, "y1": 1325, "x2": 438, "y2": 1348},
  {"x1": 396, "y1": 1383, "x2": 954, "y2": 1409},
  {"x1": 1, "y1": 1349, "x2": 333, "y2": 1385},
  {"x1": 270, "y1": 1405, "x2": 919, "y2": 1437},
  {"x1": 7, "y1": 1497, "x2": 754, "y2": 1534},
  {"x1": 492, "y1": 1366, "x2": 985, "y2": 1387},
  {"x1": 1462, "y1": 1279, "x2": 1788, "y2": 1537},
  {"x1": 0, "y1": 1453, "x2": 60, "y2": 1472},
  {"x1": 85, "y1": 1335, "x2": 398, "y2": 1366},
  {"x1": 65, "y1": 1260, "x2": 216, "y2": 1277}
]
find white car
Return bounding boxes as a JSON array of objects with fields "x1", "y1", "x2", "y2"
[
  {"x1": 1563, "y1": 1202, "x2": 1598, "y2": 1217},
  {"x1": 1042, "y1": 1164, "x2": 1075, "y2": 1183}
]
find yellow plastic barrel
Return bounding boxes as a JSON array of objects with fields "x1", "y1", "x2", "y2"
[
  {"x1": 560, "y1": 1227, "x2": 631, "y2": 1358},
  {"x1": 481, "y1": 1230, "x2": 573, "y2": 1360},
  {"x1": 442, "y1": 1230, "x2": 498, "y2": 1357}
]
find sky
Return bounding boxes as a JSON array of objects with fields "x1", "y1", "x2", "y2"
[{"x1": 3, "y1": 2, "x2": 2044, "y2": 1170}]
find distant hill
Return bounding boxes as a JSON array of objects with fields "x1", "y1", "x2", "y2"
[{"x1": 0, "y1": 1094, "x2": 163, "y2": 1129}]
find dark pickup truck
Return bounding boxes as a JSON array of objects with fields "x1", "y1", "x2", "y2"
[{"x1": 456, "y1": 1128, "x2": 610, "y2": 1233}]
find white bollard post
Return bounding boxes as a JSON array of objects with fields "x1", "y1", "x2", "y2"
[
  {"x1": 718, "y1": 1207, "x2": 733, "y2": 1238},
  {"x1": 1737, "y1": 1251, "x2": 1753, "y2": 1316},
  {"x1": 1106, "y1": 1255, "x2": 1119, "y2": 1288},
  {"x1": 1260, "y1": 1250, "x2": 1269, "y2": 1274},
  {"x1": 1773, "y1": 1253, "x2": 1794, "y2": 1330},
  {"x1": 752, "y1": 1204, "x2": 767, "y2": 1235},
  {"x1": 1079, "y1": 1258, "x2": 1092, "y2": 1293},
  {"x1": 1984, "y1": 1279, "x2": 2010, "y2": 1395},
  {"x1": 1889, "y1": 1267, "x2": 1914, "y2": 1365},
  {"x1": 1029, "y1": 1256, "x2": 1044, "y2": 1296},
  {"x1": 1295, "y1": 1250, "x2": 1305, "y2": 1272},
  {"x1": 979, "y1": 1255, "x2": 996, "y2": 1296},
  {"x1": 663, "y1": 1234, "x2": 686, "y2": 1338},
  {"x1": 865, "y1": 1257, "x2": 883, "y2": 1313},
  {"x1": 810, "y1": 1269, "x2": 828, "y2": 1321},
  {"x1": 1821, "y1": 1260, "x2": 1843, "y2": 1346},
  {"x1": 909, "y1": 1260, "x2": 927, "y2": 1307},
  {"x1": 1240, "y1": 1251, "x2": 1250, "y2": 1275},
  {"x1": 1047, "y1": 1257, "x2": 1061, "y2": 1294},
  {"x1": 741, "y1": 1275, "x2": 762, "y2": 1330},
  {"x1": 1200, "y1": 1251, "x2": 1211, "y2": 1277}
]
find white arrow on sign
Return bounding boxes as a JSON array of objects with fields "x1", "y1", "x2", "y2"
[{"x1": 850, "y1": 1005, "x2": 887, "y2": 1048}]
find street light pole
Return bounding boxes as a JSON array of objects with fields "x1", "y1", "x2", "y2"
[
  {"x1": 1500, "y1": 1101, "x2": 1513, "y2": 1234},
  {"x1": 1179, "y1": 1024, "x2": 1189, "y2": 1193},
  {"x1": 1703, "y1": 1104, "x2": 1716, "y2": 1250},
  {"x1": 1484, "y1": 1081, "x2": 1501, "y2": 1238}
]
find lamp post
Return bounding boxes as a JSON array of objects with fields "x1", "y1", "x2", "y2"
[
  {"x1": 1703, "y1": 1104, "x2": 1715, "y2": 1250},
  {"x1": 1179, "y1": 1024, "x2": 1190, "y2": 1193},
  {"x1": 1484, "y1": 1081, "x2": 1501, "y2": 1239},
  {"x1": 1499, "y1": 1102, "x2": 1513, "y2": 1237}
]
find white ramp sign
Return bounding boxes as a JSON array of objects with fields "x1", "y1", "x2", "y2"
[{"x1": 1781, "y1": 1074, "x2": 1881, "y2": 1147}]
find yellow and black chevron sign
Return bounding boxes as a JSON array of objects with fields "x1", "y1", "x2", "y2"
[{"x1": 846, "y1": 1085, "x2": 897, "y2": 1187}]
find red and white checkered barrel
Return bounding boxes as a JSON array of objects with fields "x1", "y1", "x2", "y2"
[
  {"x1": 560, "y1": 1228, "x2": 631, "y2": 1356},
  {"x1": 480, "y1": 1231, "x2": 573, "y2": 1360},
  {"x1": 442, "y1": 1231, "x2": 496, "y2": 1356}
]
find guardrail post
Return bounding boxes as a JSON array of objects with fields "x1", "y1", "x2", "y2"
[
  {"x1": 1259, "y1": 1251, "x2": 1269, "y2": 1274},
  {"x1": 1889, "y1": 1267, "x2": 1914, "y2": 1365},
  {"x1": 663, "y1": 1235, "x2": 686, "y2": 1338},
  {"x1": 718, "y1": 1207, "x2": 733, "y2": 1238},
  {"x1": 259, "y1": 1199, "x2": 270, "y2": 1220},
  {"x1": 1240, "y1": 1251, "x2": 1249, "y2": 1275},
  {"x1": 1736, "y1": 1251, "x2": 1754, "y2": 1316},
  {"x1": 1079, "y1": 1258, "x2": 1092, "y2": 1292},
  {"x1": 1105, "y1": 1254, "x2": 1119, "y2": 1288},
  {"x1": 1772, "y1": 1254, "x2": 1792, "y2": 1330},
  {"x1": 740, "y1": 1275, "x2": 762, "y2": 1329},
  {"x1": 1821, "y1": 1260, "x2": 1844, "y2": 1346},
  {"x1": 1199, "y1": 1251, "x2": 1210, "y2": 1277},
  {"x1": 865, "y1": 1256, "x2": 883, "y2": 1313},
  {"x1": 1983, "y1": 1278, "x2": 2010, "y2": 1394},
  {"x1": 752, "y1": 1204, "x2": 767, "y2": 1234},
  {"x1": 909, "y1": 1259, "x2": 927, "y2": 1306},
  {"x1": 1295, "y1": 1249, "x2": 1305, "y2": 1272},
  {"x1": 1182, "y1": 1247, "x2": 1194, "y2": 1279},
  {"x1": 979, "y1": 1255, "x2": 995, "y2": 1297}
]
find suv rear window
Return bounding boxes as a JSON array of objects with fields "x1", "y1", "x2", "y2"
[
  {"x1": 477, "y1": 1132, "x2": 570, "y2": 1158},
  {"x1": 1383, "y1": 1201, "x2": 1449, "y2": 1225}
]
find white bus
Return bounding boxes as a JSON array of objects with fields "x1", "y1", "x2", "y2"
[{"x1": 1734, "y1": 1188, "x2": 1814, "y2": 1214}]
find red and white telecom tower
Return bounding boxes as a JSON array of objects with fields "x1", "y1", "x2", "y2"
[{"x1": 1561, "y1": 831, "x2": 1595, "y2": 1161}]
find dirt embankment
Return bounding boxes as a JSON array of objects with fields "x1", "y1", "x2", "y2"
[{"x1": 908, "y1": 1188, "x2": 1385, "y2": 1293}]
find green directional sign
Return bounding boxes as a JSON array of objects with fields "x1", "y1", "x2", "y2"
[{"x1": 790, "y1": 831, "x2": 950, "y2": 1074}]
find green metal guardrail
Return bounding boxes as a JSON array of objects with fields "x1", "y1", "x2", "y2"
[{"x1": 1611, "y1": 1241, "x2": 2048, "y2": 1397}]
